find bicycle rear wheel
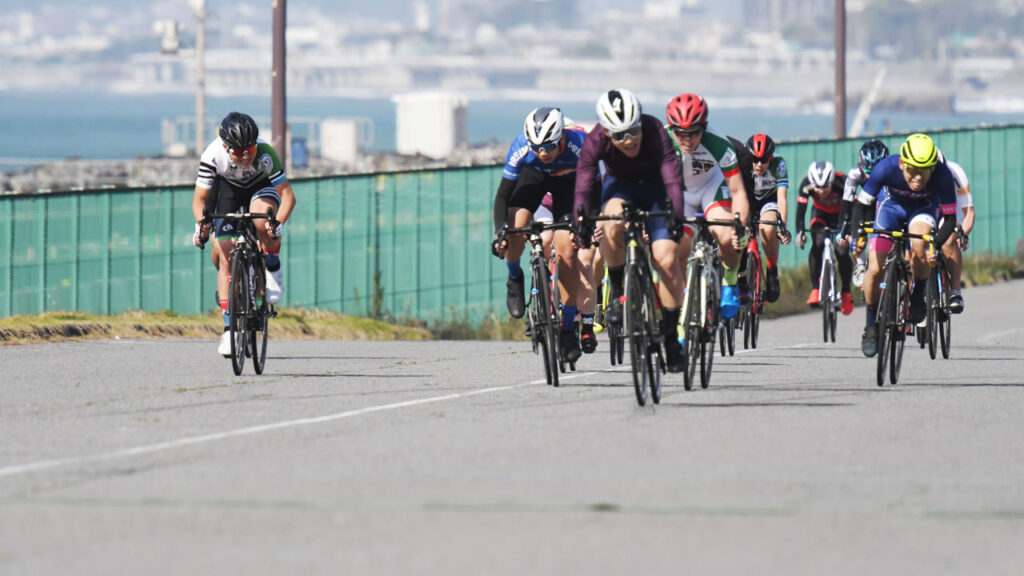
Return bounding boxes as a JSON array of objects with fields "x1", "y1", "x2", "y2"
[
  {"x1": 251, "y1": 300, "x2": 269, "y2": 374},
  {"x1": 228, "y1": 254, "x2": 249, "y2": 376}
]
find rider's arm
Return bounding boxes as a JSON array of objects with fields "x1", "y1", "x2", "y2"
[
  {"x1": 573, "y1": 130, "x2": 604, "y2": 220},
  {"x1": 656, "y1": 121, "x2": 686, "y2": 219},
  {"x1": 795, "y1": 178, "x2": 810, "y2": 234},
  {"x1": 776, "y1": 186, "x2": 789, "y2": 224},
  {"x1": 493, "y1": 177, "x2": 516, "y2": 234},
  {"x1": 726, "y1": 172, "x2": 749, "y2": 224},
  {"x1": 193, "y1": 184, "x2": 211, "y2": 222},
  {"x1": 961, "y1": 205, "x2": 976, "y2": 236},
  {"x1": 274, "y1": 180, "x2": 296, "y2": 224}
]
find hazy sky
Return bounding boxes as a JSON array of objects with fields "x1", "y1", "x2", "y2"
[{"x1": 7, "y1": 0, "x2": 744, "y2": 25}]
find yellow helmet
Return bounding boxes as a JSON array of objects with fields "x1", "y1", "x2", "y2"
[{"x1": 900, "y1": 133, "x2": 938, "y2": 168}]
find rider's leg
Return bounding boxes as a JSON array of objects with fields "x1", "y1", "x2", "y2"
[
  {"x1": 908, "y1": 216, "x2": 935, "y2": 322},
  {"x1": 706, "y1": 202, "x2": 740, "y2": 318},
  {"x1": 943, "y1": 228, "x2": 963, "y2": 292},
  {"x1": 761, "y1": 207, "x2": 782, "y2": 302},
  {"x1": 598, "y1": 197, "x2": 627, "y2": 322},
  {"x1": 251, "y1": 195, "x2": 283, "y2": 303},
  {"x1": 807, "y1": 220, "x2": 826, "y2": 304}
]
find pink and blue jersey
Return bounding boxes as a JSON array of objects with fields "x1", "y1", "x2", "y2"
[{"x1": 859, "y1": 155, "x2": 957, "y2": 218}]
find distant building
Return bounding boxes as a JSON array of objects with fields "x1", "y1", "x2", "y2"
[
  {"x1": 392, "y1": 92, "x2": 468, "y2": 160},
  {"x1": 743, "y1": 0, "x2": 831, "y2": 30}
]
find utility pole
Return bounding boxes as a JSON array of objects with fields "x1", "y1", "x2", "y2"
[
  {"x1": 191, "y1": 0, "x2": 207, "y2": 154},
  {"x1": 835, "y1": 0, "x2": 847, "y2": 138},
  {"x1": 272, "y1": 0, "x2": 287, "y2": 168}
]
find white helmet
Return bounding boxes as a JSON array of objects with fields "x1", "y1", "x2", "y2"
[
  {"x1": 596, "y1": 89, "x2": 641, "y2": 132},
  {"x1": 523, "y1": 107, "x2": 564, "y2": 147},
  {"x1": 807, "y1": 160, "x2": 835, "y2": 188}
]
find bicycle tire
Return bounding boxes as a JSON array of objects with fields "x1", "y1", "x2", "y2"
[
  {"x1": 626, "y1": 266, "x2": 648, "y2": 406},
  {"x1": 538, "y1": 264, "x2": 560, "y2": 388},
  {"x1": 700, "y1": 269, "x2": 719, "y2": 389},
  {"x1": 641, "y1": 261, "x2": 663, "y2": 404},
  {"x1": 683, "y1": 262, "x2": 702, "y2": 391},
  {"x1": 229, "y1": 253, "x2": 249, "y2": 376},
  {"x1": 890, "y1": 272, "x2": 909, "y2": 385},
  {"x1": 876, "y1": 264, "x2": 896, "y2": 387},
  {"x1": 821, "y1": 260, "x2": 833, "y2": 343},
  {"x1": 926, "y1": 268, "x2": 939, "y2": 360},
  {"x1": 530, "y1": 262, "x2": 557, "y2": 387},
  {"x1": 939, "y1": 264, "x2": 952, "y2": 359}
]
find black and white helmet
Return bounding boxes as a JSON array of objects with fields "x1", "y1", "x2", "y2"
[
  {"x1": 807, "y1": 160, "x2": 835, "y2": 188},
  {"x1": 219, "y1": 111, "x2": 259, "y2": 150},
  {"x1": 523, "y1": 107, "x2": 564, "y2": 147},
  {"x1": 596, "y1": 89, "x2": 641, "y2": 132}
]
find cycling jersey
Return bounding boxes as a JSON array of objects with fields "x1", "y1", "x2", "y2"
[
  {"x1": 196, "y1": 137, "x2": 287, "y2": 190},
  {"x1": 859, "y1": 155, "x2": 956, "y2": 209},
  {"x1": 797, "y1": 173, "x2": 847, "y2": 215},
  {"x1": 842, "y1": 163, "x2": 869, "y2": 203},
  {"x1": 673, "y1": 124, "x2": 739, "y2": 200},
  {"x1": 574, "y1": 114, "x2": 684, "y2": 219},
  {"x1": 751, "y1": 157, "x2": 788, "y2": 202},
  {"x1": 502, "y1": 125, "x2": 586, "y2": 180}
]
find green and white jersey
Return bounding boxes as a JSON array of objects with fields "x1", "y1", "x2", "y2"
[
  {"x1": 196, "y1": 137, "x2": 287, "y2": 190},
  {"x1": 673, "y1": 124, "x2": 741, "y2": 199},
  {"x1": 752, "y1": 156, "x2": 789, "y2": 201}
]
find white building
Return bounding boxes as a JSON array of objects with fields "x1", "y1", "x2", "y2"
[{"x1": 392, "y1": 92, "x2": 468, "y2": 160}]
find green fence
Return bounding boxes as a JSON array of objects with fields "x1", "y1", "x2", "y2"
[{"x1": 1, "y1": 124, "x2": 1022, "y2": 321}]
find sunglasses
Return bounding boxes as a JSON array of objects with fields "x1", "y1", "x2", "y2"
[
  {"x1": 228, "y1": 145, "x2": 257, "y2": 158},
  {"x1": 670, "y1": 125, "x2": 705, "y2": 138},
  {"x1": 752, "y1": 158, "x2": 772, "y2": 165},
  {"x1": 610, "y1": 125, "x2": 642, "y2": 142},
  {"x1": 530, "y1": 141, "x2": 560, "y2": 154}
]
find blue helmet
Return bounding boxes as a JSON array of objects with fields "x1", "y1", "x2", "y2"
[{"x1": 859, "y1": 139, "x2": 889, "y2": 172}]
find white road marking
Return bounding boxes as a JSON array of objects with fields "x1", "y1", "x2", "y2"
[{"x1": 0, "y1": 382, "x2": 543, "y2": 480}]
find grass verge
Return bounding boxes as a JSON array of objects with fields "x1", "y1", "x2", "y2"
[{"x1": 2, "y1": 254, "x2": 1020, "y2": 344}]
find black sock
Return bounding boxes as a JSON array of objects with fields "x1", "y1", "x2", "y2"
[{"x1": 609, "y1": 266, "x2": 624, "y2": 300}]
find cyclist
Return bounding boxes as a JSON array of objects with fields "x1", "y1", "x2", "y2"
[
  {"x1": 795, "y1": 161, "x2": 854, "y2": 315},
  {"x1": 492, "y1": 106, "x2": 594, "y2": 362},
  {"x1": 938, "y1": 154, "x2": 974, "y2": 313},
  {"x1": 852, "y1": 133, "x2": 958, "y2": 357},
  {"x1": 665, "y1": 93, "x2": 749, "y2": 321},
  {"x1": 574, "y1": 88, "x2": 688, "y2": 373},
  {"x1": 192, "y1": 112, "x2": 296, "y2": 357},
  {"x1": 843, "y1": 139, "x2": 889, "y2": 287},
  {"x1": 737, "y1": 133, "x2": 791, "y2": 303}
]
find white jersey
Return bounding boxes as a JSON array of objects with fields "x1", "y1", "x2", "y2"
[
  {"x1": 196, "y1": 137, "x2": 286, "y2": 190},
  {"x1": 946, "y1": 160, "x2": 972, "y2": 223},
  {"x1": 676, "y1": 124, "x2": 740, "y2": 199}
]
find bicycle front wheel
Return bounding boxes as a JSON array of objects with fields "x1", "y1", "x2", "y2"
[
  {"x1": 876, "y1": 266, "x2": 896, "y2": 386},
  {"x1": 683, "y1": 262, "x2": 702, "y2": 391},
  {"x1": 229, "y1": 253, "x2": 250, "y2": 376},
  {"x1": 821, "y1": 261, "x2": 833, "y2": 343},
  {"x1": 700, "y1": 271, "x2": 719, "y2": 389},
  {"x1": 626, "y1": 267, "x2": 649, "y2": 406},
  {"x1": 926, "y1": 268, "x2": 939, "y2": 359},
  {"x1": 890, "y1": 274, "x2": 909, "y2": 385},
  {"x1": 939, "y1": 265, "x2": 952, "y2": 359},
  {"x1": 538, "y1": 265, "x2": 560, "y2": 388}
]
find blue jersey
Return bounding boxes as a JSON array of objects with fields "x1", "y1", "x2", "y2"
[
  {"x1": 501, "y1": 126, "x2": 586, "y2": 180},
  {"x1": 859, "y1": 155, "x2": 957, "y2": 216}
]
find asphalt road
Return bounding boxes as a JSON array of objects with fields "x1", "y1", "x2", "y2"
[{"x1": 1, "y1": 281, "x2": 1022, "y2": 575}]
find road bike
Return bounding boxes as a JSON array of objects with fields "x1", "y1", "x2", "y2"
[
  {"x1": 861, "y1": 225, "x2": 934, "y2": 386},
  {"x1": 496, "y1": 220, "x2": 575, "y2": 387},
  {"x1": 679, "y1": 214, "x2": 743, "y2": 391},
  {"x1": 204, "y1": 209, "x2": 278, "y2": 376},
  {"x1": 589, "y1": 204, "x2": 670, "y2": 406},
  {"x1": 802, "y1": 226, "x2": 844, "y2": 343},
  {"x1": 736, "y1": 216, "x2": 788, "y2": 350}
]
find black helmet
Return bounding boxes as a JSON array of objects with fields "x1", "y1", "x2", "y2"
[
  {"x1": 859, "y1": 139, "x2": 889, "y2": 172},
  {"x1": 745, "y1": 133, "x2": 776, "y2": 162},
  {"x1": 219, "y1": 112, "x2": 259, "y2": 149}
]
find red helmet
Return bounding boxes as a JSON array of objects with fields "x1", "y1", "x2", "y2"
[
  {"x1": 746, "y1": 133, "x2": 776, "y2": 161},
  {"x1": 666, "y1": 93, "x2": 708, "y2": 131}
]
